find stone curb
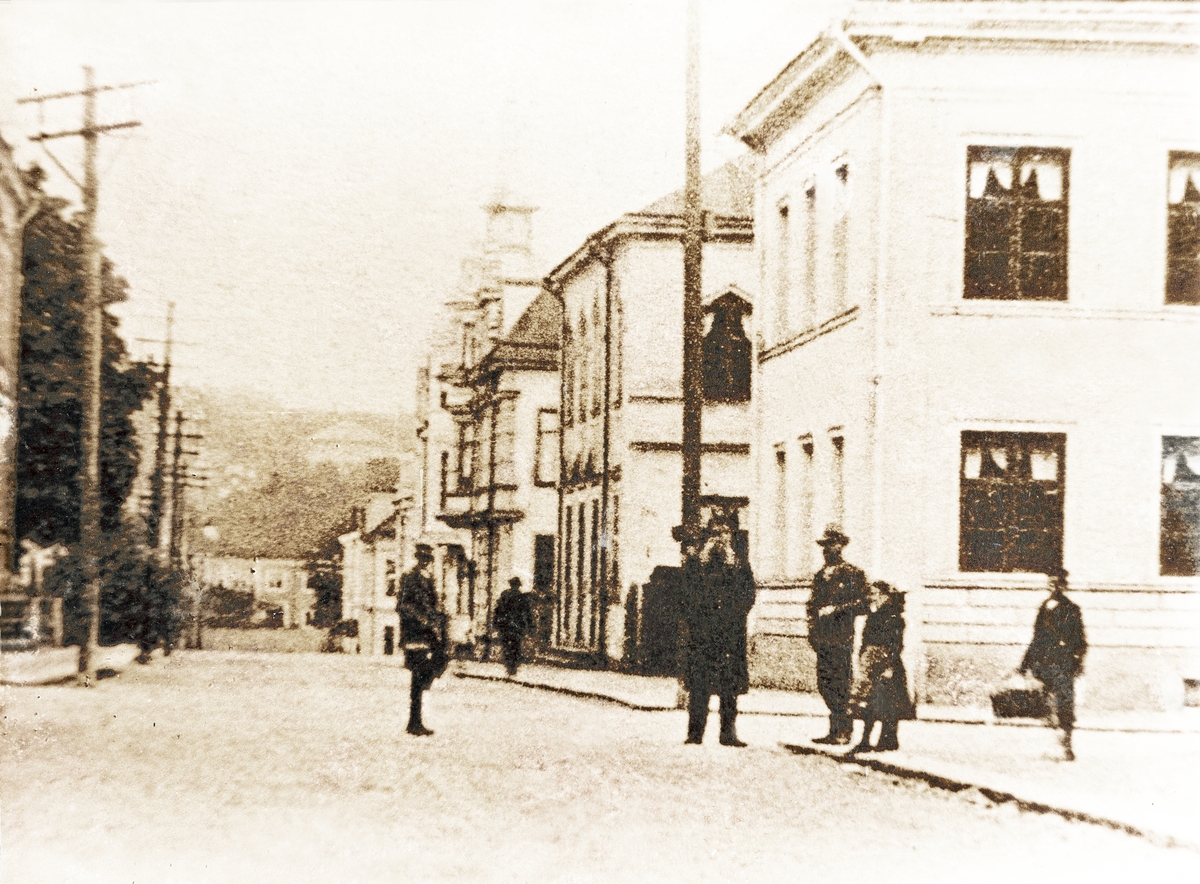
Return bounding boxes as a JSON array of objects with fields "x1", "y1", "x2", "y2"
[
  {"x1": 458, "y1": 667, "x2": 1198, "y2": 852},
  {"x1": 781, "y1": 742, "x2": 1200, "y2": 854}
]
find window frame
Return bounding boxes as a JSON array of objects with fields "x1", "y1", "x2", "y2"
[
  {"x1": 1161, "y1": 435, "x2": 1200, "y2": 576},
  {"x1": 1166, "y1": 151, "x2": 1200, "y2": 306},
  {"x1": 534, "y1": 408, "x2": 560, "y2": 487},
  {"x1": 959, "y1": 430, "x2": 1066, "y2": 574},
  {"x1": 964, "y1": 145, "x2": 1071, "y2": 302}
]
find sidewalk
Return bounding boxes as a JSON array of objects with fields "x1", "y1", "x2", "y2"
[{"x1": 455, "y1": 660, "x2": 1200, "y2": 851}]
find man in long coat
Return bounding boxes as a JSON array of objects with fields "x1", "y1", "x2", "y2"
[
  {"x1": 807, "y1": 524, "x2": 868, "y2": 745},
  {"x1": 396, "y1": 544, "x2": 448, "y2": 737},
  {"x1": 681, "y1": 519, "x2": 757, "y2": 747},
  {"x1": 1019, "y1": 566, "x2": 1087, "y2": 760},
  {"x1": 493, "y1": 576, "x2": 534, "y2": 676}
]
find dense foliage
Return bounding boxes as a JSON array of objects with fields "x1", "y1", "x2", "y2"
[{"x1": 15, "y1": 165, "x2": 156, "y2": 548}]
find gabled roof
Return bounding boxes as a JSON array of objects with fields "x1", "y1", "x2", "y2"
[
  {"x1": 473, "y1": 289, "x2": 561, "y2": 378},
  {"x1": 636, "y1": 158, "x2": 755, "y2": 217},
  {"x1": 544, "y1": 158, "x2": 756, "y2": 290}
]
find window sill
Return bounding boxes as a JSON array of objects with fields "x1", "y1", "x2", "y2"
[
  {"x1": 928, "y1": 574, "x2": 1200, "y2": 592},
  {"x1": 759, "y1": 306, "x2": 860, "y2": 364},
  {"x1": 931, "y1": 302, "x2": 1200, "y2": 322}
]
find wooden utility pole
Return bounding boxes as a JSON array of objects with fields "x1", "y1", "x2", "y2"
[
  {"x1": 19, "y1": 68, "x2": 146, "y2": 682},
  {"x1": 679, "y1": 2, "x2": 704, "y2": 556},
  {"x1": 144, "y1": 304, "x2": 173, "y2": 553}
]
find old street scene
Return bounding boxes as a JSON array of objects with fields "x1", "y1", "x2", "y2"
[{"x1": 1, "y1": 2, "x2": 1199, "y2": 881}]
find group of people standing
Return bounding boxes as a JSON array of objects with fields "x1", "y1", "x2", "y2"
[{"x1": 393, "y1": 524, "x2": 1086, "y2": 761}]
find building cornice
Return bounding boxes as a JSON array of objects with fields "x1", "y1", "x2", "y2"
[
  {"x1": 545, "y1": 213, "x2": 754, "y2": 290},
  {"x1": 726, "y1": 2, "x2": 1200, "y2": 150}
]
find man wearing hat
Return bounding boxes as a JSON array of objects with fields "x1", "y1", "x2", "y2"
[
  {"x1": 397, "y1": 544, "x2": 448, "y2": 736},
  {"x1": 680, "y1": 515, "x2": 757, "y2": 747},
  {"x1": 1019, "y1": 566, "x2": 1087, "y2": 761},
  {"x1": 493, "y1": 575, "x2": 534, "y2": 676},
  {"x1": 806, "y1": 524, "x2": 868, "y2": 744}
]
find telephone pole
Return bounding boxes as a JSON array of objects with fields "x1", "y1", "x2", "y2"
[
  {"x1": 143, "y1": 304, "x2": 174, "y2": 554},
  {"x1": 678, "y1": 2, "x2": 704, "y2": 556},
  {"x1": 18, "y1": 68, "x2": 147, "y2": 682}
]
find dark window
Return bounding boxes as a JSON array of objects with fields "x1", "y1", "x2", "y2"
[
  {"x1": 1167, "y1": 152, "x2": 1200, "y2": 305},
  {"x1": 456, "y1": 422, "x2": 475, "y2": 492},
  {"x1": 590, "y1": 499, "x2": 600, "y2": 645},
  {"x1": 439, "y1": 450, "x2": 449, "y2": 508},
  {"x1": 960, "y1": 431, "x2": 1065, "y2": 573},
  {"x1": 534, "y1": 534, "x2": 556, "y2": 593},
  {"x1": 1161, "y1": 436, "x2": 1200, "y2": 576},
  {"x1": 702, "y1": 295, "x2": 753, "y2": 403},
  {"x1": 965, "y1": 147, "x2": 1069, "y2": 301},
  {"x1": 563, "y1": 514, "x2": 573, "y2": 638}
]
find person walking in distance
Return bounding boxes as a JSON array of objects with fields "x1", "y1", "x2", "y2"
[
  {"x1": 681, "y1": 516, "x2": 757, "y2": 747},
  {"x1": 1019, "y1": 566, "x2": 1087, "y2": 761},
  {"x1": 493, "y1": 575, "x2": 534, "y2": 677},
  {"x1": 847, "y1": 581, "x2": 915, "y2": 753},
  {"x1": 396, "y1": 544, "x2": 448, "y2": 737},
  {"x1": 807, "y1": 524, "x2": 868, "y2": 745}
]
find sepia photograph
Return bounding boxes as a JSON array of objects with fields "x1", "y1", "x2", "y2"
[{"x1": 1, "y1": 1, "x2": 1198, "y2": 881}]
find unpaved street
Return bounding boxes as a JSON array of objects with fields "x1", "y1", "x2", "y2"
[{"x1": 2, "y1": 652, "x2": 1194, "y2": 883}]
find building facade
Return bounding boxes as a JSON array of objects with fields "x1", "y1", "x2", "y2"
[
  {"x1": 730, "y1": 0, "x2": 1200, "y2": 712},
  {"x1": 198, "y1": 555, "x2": 316, "y2": 630},
  {"x1": 545, "y1": 162, "x2": 757, "y2": 665},
  {"x1": 337, "y1": 492, "x2": 414, "y2": 655},
  {"x1": 431, "y1": 199, "x2": 561, "y2": 655}
]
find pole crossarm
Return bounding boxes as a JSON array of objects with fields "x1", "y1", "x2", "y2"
[
  {"x1": 17, "y1": 80, "x2": 156, "y2": 104},
  {"x1": 30, "y1": 121, "x2": 142, "y2": 142}
]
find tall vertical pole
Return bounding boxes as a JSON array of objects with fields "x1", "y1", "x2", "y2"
[
  {"x1": 78, "y1": 66, "x2": 105, "y2": 681},
  {"x1": 169, "y1": 409, "x2": 184, "y2": 569},
  {"x1": 680, "y1": 3, "x2": 704, "y2": 557},
  {"x1": 147, "y1": 303, "x2": 173, "y2": 553}
]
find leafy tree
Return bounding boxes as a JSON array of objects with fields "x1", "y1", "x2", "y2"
[
  {"x1": 46, "y1": 526, "x2": 184, "y2": 653},
  {"x1": 15, "y1": 165, "x2": 156, "y2": 551}
]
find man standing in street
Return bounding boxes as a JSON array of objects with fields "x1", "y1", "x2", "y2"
[
  {"x1": 396, "y1": 544, "x2": 448, "y2": 737},
  {"x1": 1019, "y1": 566, "x2": 1087, "y2": 761},
  {"x1": 807, "y1": 524, "x2": 868, "y2": 745},
  {"x1": 493, "y1": 575, "x2": 534, "y2": 677},
  {"x1": 681, "y1": 516, "x2": 757, "y2": 747}
]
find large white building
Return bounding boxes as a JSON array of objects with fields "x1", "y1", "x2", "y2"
[
  {"x1": 729, "y1": 0, "x2": 1200, "y2": 712},
  {"x1": 545, "y1": 161, "x2": 757, "y2": 666}
]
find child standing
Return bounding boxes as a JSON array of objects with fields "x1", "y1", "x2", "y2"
[{"x1": 848, "y1": 581, "x2": 916, "y2": 753}]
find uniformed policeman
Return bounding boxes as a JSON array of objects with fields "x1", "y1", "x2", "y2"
[{"x1": 397, "y1": 544, "x2": 448, "y2": 736}]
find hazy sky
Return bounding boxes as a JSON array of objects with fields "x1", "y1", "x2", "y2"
[{"x1": 0, "y1": 1, "x2": 841, "y2": 414}]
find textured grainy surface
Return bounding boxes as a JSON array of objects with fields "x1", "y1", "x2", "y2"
[{"x1": 2, "y1": 652, "x2": 1195, "y2": 883}]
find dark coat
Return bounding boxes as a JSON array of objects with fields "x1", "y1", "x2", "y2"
[
  {"x1": 493, "y1": 588, "x2": 533, "y2": 640},
  {"x1": 397, "y1": 567, "x2": 447, "y2": 673},
  {"x1": 850, "y1": 598, "x2": 916, "y2": 721},
  {"x1": 1020, "y1": 593, "x2": 1087, "y2": 682},
  {"x1": 680, "y1": 553, "x2": 756, "y2": 696},
  {"x1": 806, "y1": 561, "x2": 868, "y2": 649}
]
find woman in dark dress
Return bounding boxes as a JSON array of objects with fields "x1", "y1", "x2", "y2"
[{"x1": 848, "y1": 581, "x2": 915, "y2": 753}]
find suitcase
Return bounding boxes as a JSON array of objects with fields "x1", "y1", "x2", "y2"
[{"x1": 990, "y1": 686, "x2": 1048, "y2": 719}]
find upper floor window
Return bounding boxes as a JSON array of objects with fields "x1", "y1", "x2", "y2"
[
  {"x1": 702, "y1": 293, "x2": 752, "y2": 403},
  {"x1": 832, "y1": 163, "x2": 850, "y2": 312},
  {"x1": 1167, "y1": 152, "x2": 1200, "y2": 305},
  {"x1": 493, "y1": 397, "x2": 517, "y2": 486},
  {"x1": 1161, "y1": 436, "x2": 1200, "y2": 576},
  {"x1": 960, "y1": 431, "x2": 1065, "y2": 573},
  {"x1": 456, "y1": 422, "x2": 475, "y2": 492},
  {"x1": 562, "y1": 325, "x2": 574, "y2": 427},
  {"x1": 965, "y1": 146, "x2": 1069, "y2": 301},
  {"x1": 774, "y1": 201, "x2": 791, "y2": 340},
  {"x1": 535, "y1": 409, "x2": 559, "y2": 486}
]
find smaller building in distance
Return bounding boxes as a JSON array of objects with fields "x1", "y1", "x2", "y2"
[{"x1": 199, "y1": 556, "x2": 314, "y2": 630}]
